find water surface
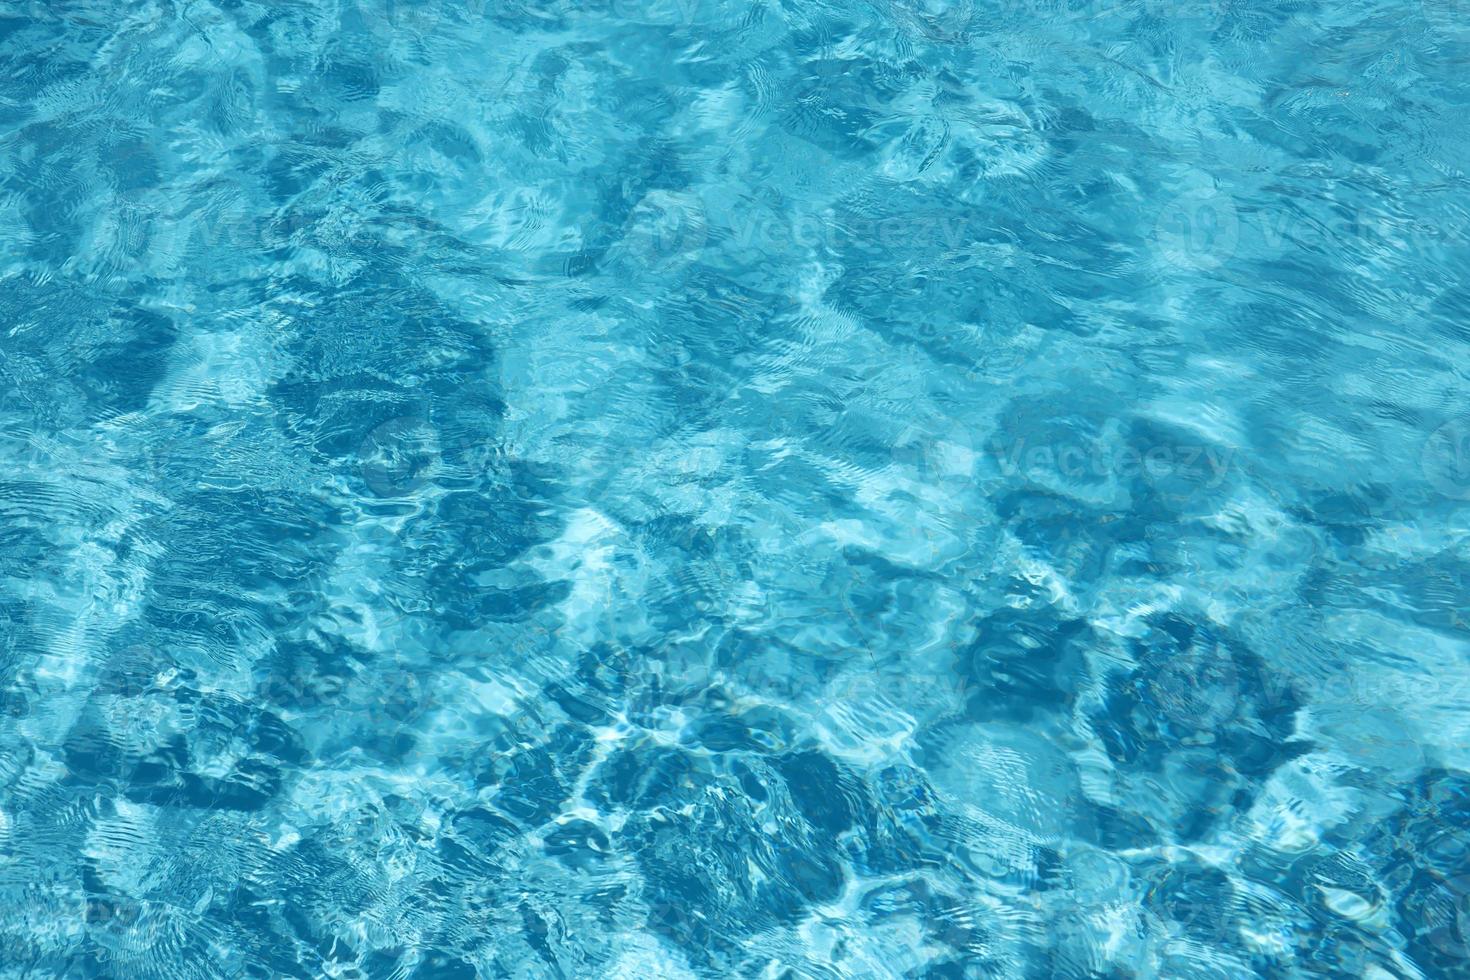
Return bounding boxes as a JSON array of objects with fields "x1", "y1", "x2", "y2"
[{"x1": 2, "y1": 0, "x2": 1469, "y2": 976}]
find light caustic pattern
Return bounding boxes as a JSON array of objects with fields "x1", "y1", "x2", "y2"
[{"x1": 0, "y1": 0, "x2": 1469, "y2": 977}]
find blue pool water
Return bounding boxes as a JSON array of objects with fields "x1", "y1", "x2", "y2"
[{"x1": 2, "y1": 0, "x2": 1469, "y2": 976}]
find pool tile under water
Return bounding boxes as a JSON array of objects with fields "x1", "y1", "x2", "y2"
[{"x1": 2, "y1": 0, "x2": 1470, "y2": 977}]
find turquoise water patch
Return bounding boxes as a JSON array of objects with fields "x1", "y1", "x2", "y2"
[{"x1": 1, "y1": 0, "x2": 1469, "y2": 977}]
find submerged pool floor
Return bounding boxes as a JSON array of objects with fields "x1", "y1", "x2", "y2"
[{"x1": 2, "y1": 1, "x2": 1470, "y2": 977}]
